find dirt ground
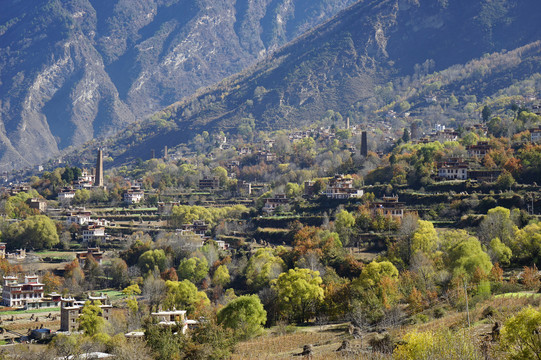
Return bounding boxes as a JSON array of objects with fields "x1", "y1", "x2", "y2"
[
  {"x1": 0, "y1": 309, "x2": 61, "y2": 341},
  {"x1": 231, "y1": 323, "x2": 393, "y2": 360},
  {"x1": 7, "y1": 252, "x2": 71, "y2": 274}
]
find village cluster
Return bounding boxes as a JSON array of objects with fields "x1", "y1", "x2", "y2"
[{"x1": 0, "y1": 100, "x2": 539, "y2": 359}]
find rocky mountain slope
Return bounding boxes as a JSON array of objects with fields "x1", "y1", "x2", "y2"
[
  {"x1": 0, "y1": 0, "x2": 356, "y2": 170},
  {"x1": 76, "y1": 0, "x2": 541, "y2": 166}
]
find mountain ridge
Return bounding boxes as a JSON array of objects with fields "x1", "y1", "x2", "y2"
[
  {"x1": 0, "y1": 0, "x2": 357, "y2": 170},
  {"x1": 76, "y1": 0, "x2": 541, "y2": 166}
]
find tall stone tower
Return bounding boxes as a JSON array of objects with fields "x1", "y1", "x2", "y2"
[
  {"x1": 95, "y1": 148, "x2": 104, "y2": 187},
  {"x1": 60, "y1": 298, "x2": 80, "y2": 332},
  {"x1": 361, "y1": 131, "x2": 368, "y2": 157}
]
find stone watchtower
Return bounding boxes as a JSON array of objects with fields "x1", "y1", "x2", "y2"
[
  {"x1": 60, "y1": 297, "x2": 80, "y2": 332},
  {"x1": 60, "y1": 293, "x2": 112, "y2": 332},
  {"x1": 361, "y1": 131, "x2": 368, "y2": 157},
  {"x1": 95, "y1": 148, "x2": 104, "y2": 187}
]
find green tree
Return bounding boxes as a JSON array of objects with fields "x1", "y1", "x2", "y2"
[
  {"x1": 120, "y1": 233, "x2": 153, "y2": 266},
  {"x1": 217, "y1": 294, "x2": 266, "y2": 339},
  {"x1": 212, "y1": 265, "x2": 230, "y2": 287},
  {"x1": 489, "y1": 238, "x2": 512, "y2": 266},
  {"x1": 177, "y1": 257, "x2": 209, "y2": 284},
  {"x1": 122, "y1": 284, "x2": 142, "y2": 314},
  {"x1": 334, "y1": 210, "x2": 355, "y2": 246},
  {"x1": 350, "y1": 266, "x2": 400, "y2": 323},
  {"x1": 478, "y1": 207, "x2": 516, "y2": 246},
  {"x1": 49, "y1": 334, "x2": 85, "y2": 359},
  {"x1": 356, "y1": 261, "x2": 399, "y2": 288},
  {"x1": 5, "y1": 215, "x2": 59, "y2": 250},
  {"x1": 402, "y1": 128, "x2": 410, "y2": 142},
  {"x1": 144, "y1": 324, "x2": 186, "y2": 360},
  {"x1": 73, "y1": 189, "x2": 91, "y2": 204},
  {"x1": 513, "y1": 222, "x2": 541, "y2": 265},
  {"x1": 183, "y1": 310, "x2": 237, "y2": 360},
  {"x1": 61, "y1": 166, "x2": 82, "y2": 184},
  {"x1": 398, "y1": 101, "x2": 411, "y2": 113},
  {"x1": 163, "y1": 279, "x2": 210, "y2": 314},
  {"x1": 460, "y1": 132, "x2": 479, "y2": 147},
  {"x1": 212, "y1": 166, "x2": 228, "y2": 184},
  {"x1": 500, "y1": 306, "x2": 541, "y2": 360},
  {"x1": 449, "y1": 94, "x2": 459, "y2": 107},
  {"x1": 441, "y1": 230, "x2": 492, "y2": 278},
  {"x1": 285, "y1": 183, "x2": 303, "y2": 199},
  {"x1": 170, "y1": 204, "x2": 248, "y2": 227},
  {"x1": 138, "y1": 249, "x2": 167, "y2": 275},
  {"x1": 496, "y1": 170, "x2": 515, "y2": 190},
  {"x1": 4, "y1": 190, "x2": 40, "y2": 219},
  {"x1": 245, "y1": 248, "x2": 285, "y2": 291},
  {"x1": 78, "y1": 301, "x2": 106, "y2": 336},
  {"x1": 411, "y1": 220, "x2": 439, "y2": 256},
  {"x1": 271, "y1": 268, "x2": 324, "y2": 323}
]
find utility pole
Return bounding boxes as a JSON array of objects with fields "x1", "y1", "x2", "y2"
[{"x1": 464, "y1": 278, "x2": 470, "y2": 327}]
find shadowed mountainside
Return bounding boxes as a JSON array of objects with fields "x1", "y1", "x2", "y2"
[{"x1": 0, "y1": 0, "x2": 357, "y2": 169}]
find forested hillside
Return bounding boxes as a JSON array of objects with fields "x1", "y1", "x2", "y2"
[
  {"x1": 67, "y1": 0, "x2": 541, "y2": 167},
  {"x1": 0, "y1": 0, "x2": 356, "y2": 169}
]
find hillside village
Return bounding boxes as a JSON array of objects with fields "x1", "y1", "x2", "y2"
[{"x1": 0, "y1": 98, "x2": 538, "y2": 359}]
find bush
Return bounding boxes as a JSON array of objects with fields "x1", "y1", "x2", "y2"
[
  {"x1": 491, "y1": 281, "x2": 523, "y2": 295},
  {"x1": 500, "y1": 306, "x2": 541, "y2": 359},
  {"x1": 481, "y1": 306, "x2": 496, "y2": 319},
  {"x1": 394, "y1": 330, "x2": 483, "y2": 359},
  {"x1": 433, "y1": 307, "x2": 446, "y2": 319},
  {"x1": 369, "y1": 332, "x2": 394, "y2": 353},
  {"x1": 411, "y1": 313, "x2": 430, "y2": 324}
]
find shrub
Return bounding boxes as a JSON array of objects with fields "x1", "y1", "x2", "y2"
[
  {"x1": 433, "y1": 307, "x2": 446, "y2": 319},
  {"x1": 394, "y1": 330, "x2": 483, "y2": 359},
  {"x1": 481, "y1": 306, "x2": 496, "y2": 319},
  {"x1": 369, "y1": 332, "x2": 394, "y2": 354}
]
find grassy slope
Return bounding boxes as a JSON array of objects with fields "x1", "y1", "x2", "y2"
[{"x1": 231, "y1": 293, "x2": 541, "y2": 359}]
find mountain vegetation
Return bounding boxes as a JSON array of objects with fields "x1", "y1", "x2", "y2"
[
  {"x1": 1, "y1": 2, "x2": 541, "y2": 357},
  {"x1": 0, "y1": 0, "x2": 356, "y2": 169},
  {"x1": 55, "y1": 0, "x2": 541, "y2": 168}
]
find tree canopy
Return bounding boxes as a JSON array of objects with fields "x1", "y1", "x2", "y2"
[
  {"x1": 78, "y1": 301, "x2": 106, "y2": 336},
  {"x1": 163, "y1": 279, "x2": 210, "y2": 314},
  {"x1": 5, "y1": 215, "x2": 59, "y2": 250},
  {"x1": 177, "y1": 256, "x2": 209, "y2": 284},
  {"x1": 442, "y1": 230, "x2": 492, "y2": 278},
  {"x1": 271, "y1": 267, "x2": 324, "y2": 323},
  {"x1": 356, "y1": 260, "x2": 399, "y2": 288},
  {"x1": 212, "y1": 264, "x2": 230, "y2": 287},
  {"x1": 138, "y1": 249, "x2": 167, "y2": 275},
  {"x1": 411, "y1": 220, "x2": 439, "y2": 256},
  {"x1": 4, "y1": 190, "x2": 40, "y2": 219},
  {"x1": 217, "y1": 294, "x2": 266, "y2": 339},
  {"x1": 245, "y1": 247, "x2": 285, "y2": 291}
]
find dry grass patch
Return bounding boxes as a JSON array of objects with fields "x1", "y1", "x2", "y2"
[
  {"x1": 231, "y1": 327, "x2": 395, "y2": 360},
  {"x1": 232, "y1": 331, "x2": 338, "y2": 359}
]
